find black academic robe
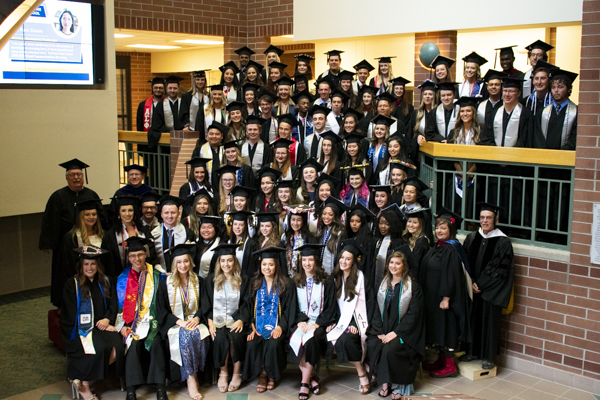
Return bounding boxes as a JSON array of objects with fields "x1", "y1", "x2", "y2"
[
  {"x1": 419, "y1": 242, "x2": 472, "y2": 348},
  {"x1": 181, "y1": 90, "x2": 206, "y2": 138},
  {"x1": 533, "y1": 105, "x2": 577, "y2": 150},
  {"x1": 399, "y1": 236, "x2": 430, "y2": 281},
  {"x1": 393, "y1": 104, "x2": 415, "y2": 134},
  {"x1": 354, "y1": 236, "x2": 374, "y2": 276},
  {"x1": 424, "y1": 105, "x2": 459, "y2": 143},
  {"x1": 202, "y1": 274, "x2": 251, "y2": 366},
  {"x1": 367, "y1": 280, "x2": 425, "y2": 385},
  {"x1": 260, "y1": 117, "x2": 278, "y2": 144},
  {"x1": 480, "y1": 105, "x2": 534, "y2": 148},
  {"x1": 233, "y1": 238, "x2": 260, "y2": 278},
  {"x1": 61, "y1": 278, "x2": 125, "y2": 381},
  {"x1": 148, "y1": 98, "x2": 189, "y2": 151},
  {"x1": 243, "y1": 141, "x2": 274, "y2": 176},
  {"x1": 463, "y1": 231, "x2": 514, "y2": 363},
  {"x1": 178, "y1": 182, "x2": 214, "y2": 200},
  {"x1": 100, "y1": 225, "x2": 155, "y2": 278},
  {"x1": 289, "y1": 277, "x2": 339, "y2": 365},
  {"x1": 242, "y1": 278, "x2": 298, "y2": 380},
  {"x1": 365, "y1": 237, "x2": 403, "y2": 288},
  {"x1": 40, "y1": 186, "x2": 102, "y2": 307}
]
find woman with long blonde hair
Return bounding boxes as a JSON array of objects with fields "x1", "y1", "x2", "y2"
[
  {"x1": 369, "y1": 56, "x2": 396, "y2": 95},
  {"x1": 204, "y1": 85, "x2": 228, "y2": 131}
]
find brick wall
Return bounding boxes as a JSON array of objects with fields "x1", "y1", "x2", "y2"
[
  {"x1": 116, "y1": 51, "x2": 154, "y2": 125},
  {"x1": 413, "y1": 31, "x2": 457, "y2": 106}
]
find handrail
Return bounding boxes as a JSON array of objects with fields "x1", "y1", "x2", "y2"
[
  {"x1": 118, "y1": 130, "x2": 170, "y2": 145},
  {"x1": 419, "y1": 142, "x2": 576, "y2": 167}
]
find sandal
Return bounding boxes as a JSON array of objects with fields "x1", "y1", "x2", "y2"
[
  {"x1": 228, "y1": 374, "x2": 242, "y2": 392},
  {"x1": 218, "y1": 373, "x2": 229, "y2": 393},
  {"x1": 391, "y1": 391, "x2": 402, "y2": 400},
  {"x1": 358, "y1": 374, "x2": 370, "y2": 395},
  {"x1": 379, "y1": 385, "x2": 390, "y2": 398},
  {"x1": 310, "y1": 375, "x2": 320, "y2": 395},
  {"x1": 299, "y1": 383, "x2": 311, "y2": 400},
  {"x1": 267, "y1": 377, "x2": 276, "y2": 390},
  {"x1": 256, "y1": 373, "x2": 268, "y2": 393}
]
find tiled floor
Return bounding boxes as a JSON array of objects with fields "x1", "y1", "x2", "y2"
[{"x1": 4, "y1": 363, "x2": 598, "y2": 400}]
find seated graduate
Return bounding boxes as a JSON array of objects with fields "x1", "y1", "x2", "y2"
[
  {"x1": 326, "y1": 240, "x2": 378, "y2": 395},
  {"x1": 290, "y1": 244, "x2": 339, "y2": 400},
  {"x1": 202, "y1": 243, "x2": 251, "y2": 393},
  {"x1": 227, "y1": 210, "x2": 259, "y2": 278},
  {"x1": 368, "y1": 251, "x2": 425, "y2": 398},
  {"x1": 243, "y1": 247, "x2": 297, "y2": 392},
  {"x1": 115, "y1": 237, "x2": 168, "y2": 400},
  {"x1": 157, "y1": 244, "x2": 210, "y2": 400},
  {"x1": 61, "y1": 246, "x2": 125, "y2": 400}
]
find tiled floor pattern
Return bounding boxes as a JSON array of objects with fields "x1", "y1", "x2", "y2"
[{"x1": 4, "y1": 363, "x2": 597, "y2": 400}]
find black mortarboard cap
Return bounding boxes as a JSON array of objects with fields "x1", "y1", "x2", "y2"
[
  {"x1": 323, "y1": 196, "x2": 350, "y2": 214},
  {"x1": 370, "y1": 184, "x2": 392, "y2": 195},
  {"x1": 430, "y1": 55, "x2": 455, "y2": 69},
  {"x1": 525, "y1": 40, "x2": 554, "y2": 52},
  {"x1": 245, "y1": 59, "x2": 264, "y2": 73},
  {"x1": 376, "y1": 91, "x2": 397, "y2": 104},
  {"x1": 235, "y1": 46, "x2": 255, "y2": 56},
  {"x1": 353, "y1": 59, "x2": 375, "y2": 72},
  {"x1": 215, "y1": 164, "x2": 241, "y2": 177},
  {"x1": 140, "y1": 191, "x2": 161, "y2": 204},
  {"x1": 268, "y1": 61, "x2": 288, "y2": 71},
  {"x1": 437, "y1": 206, "x2": 463, "y2": 226},
  {"x1": 331, "y1": 89, "x2": 349, "y2": 102},
  {"x1": 371, "y1": 114, "x2": 395, "y2": 127},
  {"x1": 339, "y1": 239, "x2": 363, "y2": 258},
  {"x1": 309, "y1": 104, "x2": 331, "y2": 117},
  {"x1": 338, "y1": 70, "x2": 355, "y2": 81},
  {"x1": 76, "y1": 198, "x2": 102, "y2": 211},
  {"x1": 295, "y1": 54, "x2": 314, "y2": 63},
  {"x1": 291, "y1": 90, "x2": 312, "y2": 104},
  {"x1": 343, "y1": 108, "x2": 363, "y2": 122},
  {"x1": 246, "y1": 115, "x2": 266, "y2": 125},
  {"x1": 462, "y1": 52, "x2": 488, "y2": 66},
  {"x1": 226, "y1": 101, "x2": 245, "y2": 112},
  {"x1": 165, "y1": 243, "x2": 196, "y2": 258},
  {"x1": 158, "y1": 194, "x2": 185, "y2": 207},
  {"x1": 223, "y1": 139, "x2": 242, "y2": 150},
  {"x1": 60, "y1": 158, "x2": 89, "y2": 183},
  {"x1": 315, "y1": 173, "x2": 341, "y2": 188},
  {"x1": 296, "y1": 243, "x2": 325, "y2": 258},
  {"x1": 389, "y1": 160, "x2": 417, "y2": 174},
  {"x1": 381, "y1": 203, "x2": 404, "y2": 221},
  {"x1": 320, "y1": 131, "x2": 343, "y2": 144},
  {"x1": 186, "y1": 188, "x2": 214, "y2": 205},
  {"x1": 277, "y1": 179, "x2": 299, "y2": 189},
  {"x1": 219, "y1": 61, "x2": 241, "y2": 75},
  {"x1": 455, "y1": 96, "x2": 482, "y2": 109},
  {"x1": 405, "y1": 177, "x2": 429, "y2": 193},
  {"x1": 207, "y1": 120, "x2": 229, "y2": 136},
  {"x1": 258, "y1": 166, "x2": 283, "y2": 180},
  {"x1": 325, "y1": 49, "x2": 344, "y2": 57},
  {"x1": 350, "y1": 203, "x2": 376, "y2": 221},
  {"x1": 549, "y1": 68, "x2": 579, "y2": 84},
  {"x1": 533, "y1": 60, "x2": 557, "y2": 72},
  {"x1": 148, "y1": 77, "x2": 166, "y2": 85},
  {"x1": 113, "y1": 195, "x2": 140, "y2": 207},
  {"x1": 256, "y1": 211, "x2": 281, "y2": 223},
  {"x1": 214, "y1": 243, "x2": 241, "y2": 256},
  {"x1": 271, "y1": 138, "x2": 294, "y2": 149},
  {"x1": 275, "y1": 76, "x2": 295, "y2": 87},
  {"x1": 405, "y1": 207, "x2": 431, "y2": 220},
  {"x1": 243, "y1": 82, "x2": 261, "y2": 93},
  {"x1": 293, "y1": 73, "x2": 308, "y2": 83},
  {"x1": 124, "y1": 164, "x2": 148, "y2": 174},
  {"x1": 192, "y1": 70, "x2": 210, "y2": 78},
  {"x1": 200, "y1": 215, "x2": 222, "y2": 227},
  {"x1": 344, "y1": 133, "x2": 367, "y2": 144},
  {"x1": 264, "y1": 45, "x2": 284, "y2": 57},
  {"x1": 375, "y1": 56, "x2": 396, "y2": 64},
  {"x1": 230, "y1": 186, "x2": 256, "y2": 199},
  {"x1": 502, "y1": 76, "x2": 524, "y2": 89},
  {"x1": 482, "y1": 69, "x2": 508, "y2": 82},
  {"x1": 495, "y1": 45, "x2": 517, "y2": 56},
  {"x1": 209, "y1": 84, "x2": 223, "y2": 91},
  {"x1": 418, "y1": 80, "x2": 437, "y2": 92},
  {"x1": 73, "y1": 245, "x2": 109, "y2": 260},
  {"x1": 299, "y1": 157, "x2": 324, "y2": 172},
  {"x1": 125, "y1": 237, "x2": 152, "y2": 253},
  {"x1": 477, "y1": 202, "x2": 502, "y2": 216},
  {"x1": 253, "y1": 246, "x2": 286, "y2": 260},
  {"x1": 229, "y1": 210, "x2": 254, "y2": 221},
  {"x1": 185, "y1": 157, "x2": 211, "y2": 168},
  {"x1": 314, "y1": 76, "x2": 335, "y2": 89},
  {"x1": 436, "y1": 81, "x2": 458, "y2": 92},
  {"x1": 390, "y1": 76, "x2": 411, "y2": 86},
  {"x1": 276, "y1": 113, "x2": 299, "y2": 127},
  {"x1": 165, "y1": 75, "x2": 184, "y2": 84},
  {"x1": 359, "y1": 85, "x2": 379, "y2": 96},
  {"x1": 258, "y1": 87, "x2": 277, "y2": 102}
]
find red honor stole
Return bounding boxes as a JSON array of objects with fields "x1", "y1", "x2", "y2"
[
  {"x1": 123, "y1": 268, "x2": 141, "y2": 324},
  {"x1": 143, "y1": 97, "x2": 154, "y2": 132},
  {"x1": 289, "y1": 138, "x2": 297, "y2": 165}
]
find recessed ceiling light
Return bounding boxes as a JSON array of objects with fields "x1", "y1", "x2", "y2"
[
  {"x1": 282, "y1": 35, "x2": 293, "y2": 38},
  {"x1": 114, "y1": 33, "x2": 133, "y2": 38},
  {"x1": 126, "y1": 44, "x2": 181, "y2": 49},
  {"x1": 174, "y1": 39, "x2": 224, "y2": 45}
]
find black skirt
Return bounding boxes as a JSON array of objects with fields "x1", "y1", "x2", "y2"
[
  {"x1": 242, "y1": 334, "x2": 288, "y2": 380},
  {"x1": 67, "y1": 329, "x2": 125, "y2": 382},
  {"x1": 212, "y1": 326, "x2": 248, "y2": 367},
  {"x1": 288, "y1": 327, "x2": 328, "y2": 366}
]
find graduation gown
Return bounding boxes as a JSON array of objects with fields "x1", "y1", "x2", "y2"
[
  {"x1": 100, "y1": 225, "x2": 155, "y2": 278},
  {"x1": 181, "y1": 90, "x2": 206, "y2": 138},
  {"x1": 399, "y1": 236, "x2": 430, "y2": 280},
  {"x1": 289, "y1": 277, "x2": 339, "y2": 365},
  {"x1": 463, "y1": 230, "x2": 514, "y2": 363},
  {"x1": 367, "y1": 278, "x2": 425, "y2": 385},
  {"x1": 148, "y1": 98, "x2": 189, "y2": 151},
  {"x1": 260, "y1": 117, "x2": 279, "y2": 144},
  {"x1": 425, "y1": 104, "x2": 459, "y2": 142},
  {"x1": 195, "y1": 238, "x2": 220, "y2": 278},
  {"x1": 242, "y1": 278, "x2": 298, "y2": 380},
  {"x1": 40, "y1": 186, "x2": 102, "y2": 307},
  {"x1": 242, "y1": 140, "x2": 273, "y2": 176},
  {"x1": 61, "y1": 278, "x2": 125, "y2": 381},
  {"x1": 151, "y1": 223, "x2": 196, "y2": 272},
  {"x1": 477, "y1": 99, "x2": 503, "y2": 132},
  {"x1": 137, "y1": 98, "x2": 160, "y2": 132},
  {"x1": 233, "y1": 237, "x2": 260, "y2": 278},
  {"x1": 365, "y1": 237, "x2": 403, "y2": 289},
  {"x1": 534, "y1": 101, "x2": 577, "y2": 150},
  {"x1": 393, "y1": 104, "x2": 414, "y2": 134},
  {"x1": 202, "y1": 274, "x2": 251, "y2": 367},
  {"x1": 419, "y1": 242, "x2": 472, "y2": 348}
]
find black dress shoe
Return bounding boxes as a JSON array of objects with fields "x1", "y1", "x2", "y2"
[
  {"x1": 157, "y1": 389, "x2": 169, "y2": 400},
  {"x1": 126, "y1": 392, "x2": 137, "y2": 400}
]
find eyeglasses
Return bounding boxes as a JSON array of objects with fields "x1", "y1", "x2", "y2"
[
  {"x1": 67, "y1": 173, "x2": 83, "y2": 178},
  {"x1": 142, "y1": 206, "x2": 157, "y2": 211}
]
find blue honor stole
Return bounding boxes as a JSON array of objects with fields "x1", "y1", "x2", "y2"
[
  {"x1": 71, "y1": 277, "x2": 106, "y2": 340},
  {"x1": 255, "y1": 279, "x2": 281, "y2": 339}
]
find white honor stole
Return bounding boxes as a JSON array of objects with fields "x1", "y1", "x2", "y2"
[
  {"x1": 493, "y1": 104, "x2": 522, "y2": 147},
  {"x1": 166, "y1": 276, "x2": 209, "y2": 366},
  {"x1": 436, "y1": 104, "x2": 457, "y2": 140},
  {"x1": 199, "y1": 143, "x2": 223, "y2": 179},
  {"x1": 304, "y1": 134, "x2": 323, "y2": 158},
  {"x1": 212, "y1": 281, "x2": 241, "y2": 328},
  {"x1": 522, "y1": 69, "x2": 533, "y2": 98},
  {"x1": 199, "y1": 238, "x2": 220, "y2": 278},
  {"x1": 189, "y1": 92, "x2": 201, "y2": 129},
  {"x1": 327, "y1": 271, "x2": 368, "y2": 362},
  {"x1": 376, "y1": 277, "x2": 412, "y2": 320},
  {"x1": 477, "y1": 101, "x2": 487, "y2": 130},
  {"x1": 378, "y1": 165, "x2": 390, "y2": 185},
  {"x1": 540, "y1": 100, "x2": 577, "y2": 147},
  {"x1": 290, "y1": 281, "x2": 324, "y2": 356},
  {"x1": 327, "y1": 112, "x2": 341, "y2": 134},
  {"x1": 417, "y1": 112, "x2": 426, "y2": 135},
  {"x1": 241, "y1": 140, "x2": 265, "y2": 173},
  {"x1": 163, "y1": 98, "x2": 181, "y2": 129},
  {"x1": 151, "y1": 223, "x2": 187, "y2": 271}
]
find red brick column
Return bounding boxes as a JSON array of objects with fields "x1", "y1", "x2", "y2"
[{"x1": 413, "y1": 31, "x2": 457, "y2": 106}]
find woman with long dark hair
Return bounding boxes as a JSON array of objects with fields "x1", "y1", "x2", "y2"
[
  {"x1": 372, "y1": 135, "x2": 408, "y2": 186},
  {"x1": 316, "y1": 197, "x2": 348, "y2": 275},
  {"x1": 227, "y1": 210, "x2": 259, "y2": 278},
  {"x1": 369, "y1": 206, "x2": 404, "y2": 289},
  {"x1": 342, "y1": 133, "x2": 371, "y2": 185},
  {"x1": 346, "y1": 203, "x2": 375, "y2": 273},
  {"x1": 410, "y1": 80, "x2": 438, "y2": 157},
  {"x1": 319, "y1": 131, "x2": 344, "y2": 182},
  {"x1": 254, "y1": 167, "x2": 283, "y2": 213},
  {"x1": 184, "y1": 189, "x2": 216, "y2": 238},
  {"x1": 226, "y1": 102, "x2": 246, "y2": 142},
  {"x1": 220, "y1": 61, "x2": 242, "y2": 105},
  {"x1": 194, "y1": 216, "x2": 223, "y2": 278},
  {"x1": 390, "y1": 76, "x2": 415, "y2": 131},
  {"x1": 242, "y1": 82, "x2": 261, "y2": 119},
  {"x1": 179, "y1": 157, "x2": 214, "y2": 200},
  {"x1": 281, "y1": 209, "x2": 315, "y2": 278}
]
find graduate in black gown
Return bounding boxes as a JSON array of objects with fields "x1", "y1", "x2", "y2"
[
  {"x1": 242, "y1": 247, "x2": 297, "y2": 392},
  {"x1": 61, "y1": 246, "x2": 125, "y2": 400},
  {"x1": 461, "y1": 203, "x2": 514, "y2": 369},
  {"x1": 419, "y1": 208, "x2": 472, "y2": 378},
  {"x1": 178, "y1": 157, "x2": 214, "y2": 200},
  {"x1": 345, "y1": 203, "x2": 375, "y2": 275},
  {"x1": 368, "y1": 205, "x2": 405, "y2": 289},
  {"x1": 202, "y1": 244, "x2": 251, "y2": 392},
  {"x1": 367, "y1": 250, "x2": 425, "y2": 398},
  {"x1": 400, "y1": 208, "x2": 433, "y2": 280},
  {"x1": 156, "y1": 244, "x2": 210, "y2": 400},
  {"x1": 326, "y1": 240, "x2": 379, "y2": 395},
  {"x1": 227, "y1": 210, "x2": 259, "y2": 278},
  {"x1": 289, "y1": 244, "x2": 339, "y2": 400},
  {"x1": 41, "y1": 159, "x2": 102, "y2": 307}
]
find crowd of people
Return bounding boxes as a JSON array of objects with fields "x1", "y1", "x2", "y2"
[{"x1": 41, "y1": 39, "x2": 578, "y2": 400}]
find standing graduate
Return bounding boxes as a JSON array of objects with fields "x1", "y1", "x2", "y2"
[
  {"x1": 290, "y1": 244, "x2": 339, "y2": 400},
  {"x1": 316, "y1": 197, "x2": 349, "y2": 275},
  {"x1": 410, "y1": 80, "x2": 438, "y2": 149},
  {"x1": 41, "y1": 159, "x2": 102, "y2": 307},
  {"x1": 281, "y1": 208, "x2": 315, "y2": 278},
  {"x1": 292, "y1": 90, "x2": 314, "y2": 143},
  {"x1": 113, "y1": 165, "x2": 154, "y2": 197},
  {"x1": 495, "y1": 45, "x2": 525, "y2": 81},
  {"x1": 477, "y1": 70, "x2": 506, "y2": 131},
  {"x1": 61, "y1": 246, "x2": 125, "y2": 400},
  {"x1": 181, "y1": 70, "x2": 209, "y2": 136},
  {"x1": 157, "y1": 244, "x2": 210, "y2": 400},
  {"x1": 346, "y1": 203, "x2": 376, "y2": 274},
  {"x1": 148, "y1": 75, "x2": 188, "y2": 151},
  {"x1": 352, "y1": 59, "x2": 375, "y2": 96},
  {"x1": 194, "y1": 121, "x2": 227, "y2": 185},
  {"x1": 425, "y1": 81, "x2": 460, "y2": 142},
  {"x1": 137, "y1": 77, "x2": 165, "y2": 132},
  {"x1": 400, "y1": 207, "x2": 433, "y2": 277},
  {"x1": 178, "y1": 157, "x2": 214, "y2": 200},
  {"x1": 458, "y1": 52, "x2": 487, "y2": 98},
  {"x1": 203, "y1": 243, "x2": 251, "y2": 392},
  {"x1": 522, "y1": 40, "x2": 554, "y2": 98},
  {"x1": 524, "y1": 61, "x2": 555, "y2": 117},
  {"x1": 370, "y1": 56, "x2": 396, "y2": 95},
  {"x1": 115, "y1": 237, "x2": 168, "y2": 400},
  {"x1": 203, "y1": 85, "x2": 228, "y2": 131},
  {"x1": 194, "y1": 216, "x2": 223, "y2": 278},
  {"x1": 461, "y1": 203, "x2": 514, "y2": 370},
  {"x1": 317, "y1": 50, "x2": 345, "y2": 85},
  {"x1": 243, "y1": 247, "x2": 298, "y2": 392},
  {"x1": 220, "y1": 61, "x2": 243, "y2": 105},
  {"x1": 390, "y1": 76, "x2": 414, "y2": 131},
  {"x1": 242, "y1": 116, "x2": 273, "y2": 175},
  {"x1": 226, "y1": 209, "x2": 259, "y2": 277},
  {"x1": 369, "y1": 205, "x2": 405, "y2": 289}
]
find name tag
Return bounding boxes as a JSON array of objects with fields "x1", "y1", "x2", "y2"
[{"x1": 80, "y1": 314, "x2": 91, "y2": 324}]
